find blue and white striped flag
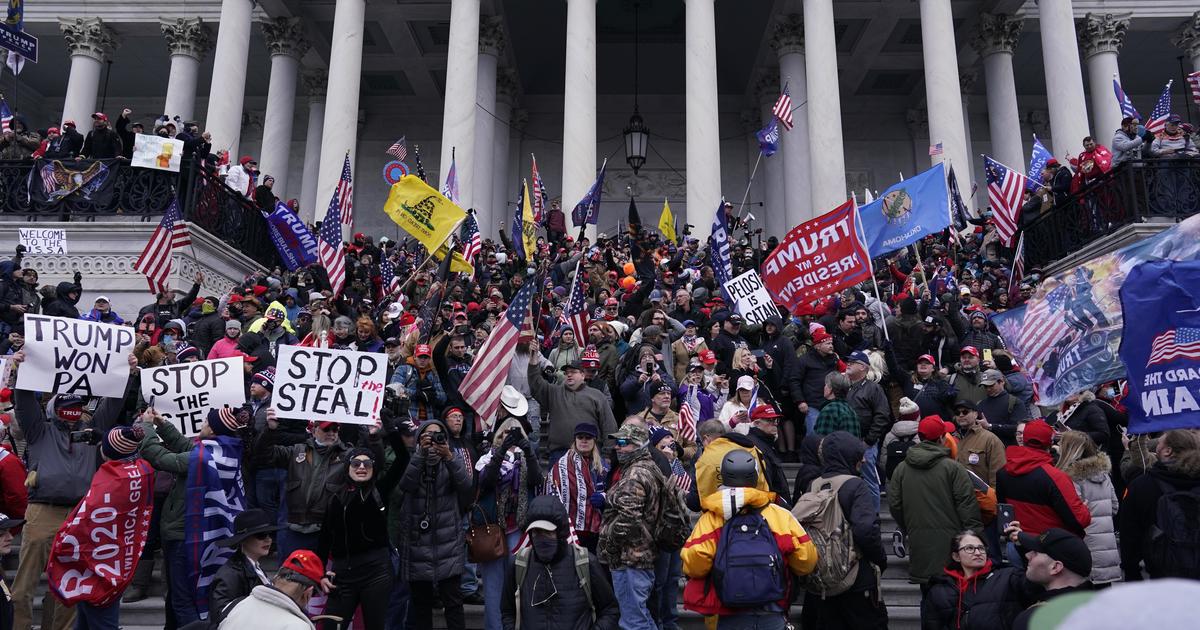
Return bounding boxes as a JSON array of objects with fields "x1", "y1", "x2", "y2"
[{"x1": 1113, "y1": 78, "x2": 1141, "y2": 121}]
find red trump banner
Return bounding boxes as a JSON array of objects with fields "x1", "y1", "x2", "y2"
[{"x1": 762, "y1": 199, "x2": 872, "y2": 312}]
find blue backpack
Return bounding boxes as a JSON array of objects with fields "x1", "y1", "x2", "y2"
[{"x1": 711, "y1": 506, "x2": 788, "y2": 608}]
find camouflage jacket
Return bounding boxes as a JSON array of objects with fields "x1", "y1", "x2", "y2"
[{"x1": 599, "y1": 450, "x2": 666, "y2": 570}]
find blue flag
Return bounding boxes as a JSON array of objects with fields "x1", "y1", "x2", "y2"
[
  {"x1": 184, "y1": 436, "x2": 245, "y2": 618},
  {"x1": 1027, "y1": 135, "x2": 1052, "y2": 192},
  {"x1": 710, "y1": 201, "x2": 732, "y2": 297},
  {"x1": 262, "y1": 201, "x2": 319, "y2": 271},
  {"x1": 1113, "y1": 78, "x2": 1141, "y2": 122},
  {"x1": 857, "y1": 162, "x2": 950, "y2": 258},
  {"x1": 571, "y1": 161, "x2": 606, "y2": 226},
  {"x1": 511, "y1": 187, "x2": 525, "y2": 260},
  {"x1": 756, "y1": 116, "x2": 779, "y2": 157},
  {"x1": 1120, "y1": 259, "x2": 1200, "y2": 433}
]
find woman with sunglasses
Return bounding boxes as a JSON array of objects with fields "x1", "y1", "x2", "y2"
[
  {"x1": 209, "y1": 509, "x2": 280, "y2": 624},
  {"x1": 920, "y1": 530, "x2": 1038, "y2": 630}
]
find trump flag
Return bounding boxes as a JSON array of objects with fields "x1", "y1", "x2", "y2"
[
  {"x1": 856, "y1": 163, "x2": 951, "y2": 258},
  {"x1": 761, "y1": 199, "x2": 872, "y2": 313}
]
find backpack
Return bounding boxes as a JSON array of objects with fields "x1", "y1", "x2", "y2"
[
  {"x1": 711, "y1": 506, "x2": 788, "y2": 608},
  {"x1": 514, "y1": 543, "x2": 594, "y2": 625},
  {"x1": 885, "y1": 435, "x2": 917, "y2": 481},
  {"x1": 654, "y1": 467, "x2": 690, "y2": 551},
  {"x1": 1146, "y1": 479, "x2": 1200, "y2": 578},
  {"x1": 790, "y1": 474, "x2": 860, "y2": 597}
]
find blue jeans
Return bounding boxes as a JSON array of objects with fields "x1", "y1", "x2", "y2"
[
  {"x1": 804, "y1": 407, "x2": 820, "y2": 435},
  {"x1": 277, "y1": 528, "x2": 321, "y2": 563},
  {"x1": 862, "y1": 444, "x2": 881, "y2": 513},
  {"x1": 654, "y1": 551, "x2": 682, "y2": 629},
  {"x1": 164, "y1": 540, "x2": 199, "y2": 626},
  {"x1": 459, "y1": 516, "x2": 479, "y2": 596},
  {"x1": 386, "y1": 552, "x2": 410, "y2": 630},
  {"x1": 74, "y1": 601, "x2": 120, "y2": 630},
  {"x1": 479, "y1": 530, "x2": 520, "y2": 630},
  {"x1": 612, "y1": 567, "x2": 657, "y2": 630},
  {"x1": 254, "y1": 468, "x2": 288, "y2": 526},
  {"x1": 716, "y1": 612, "x2": 788, "y2": 629}
]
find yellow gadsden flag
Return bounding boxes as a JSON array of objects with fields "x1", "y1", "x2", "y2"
[
  {"x1": 521, "y1": 179, "x2": 537, "y2": 259},
  {"x1": 383, "y1": 175, "x2": 466, "y2": 252},
  {"x1": 433, "y1": 244, "x2": 473, "y2": 274},
  {"x1": 659, "y1": 199, "x2": 677, "y2": 244}
]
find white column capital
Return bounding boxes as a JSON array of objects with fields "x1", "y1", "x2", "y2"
[
  {"x1": 960, "y1": 67, "x2": 979, "y2": 92},
  {"x1": 1170, "y1": 11, "x2": 1200, "y2": 61},
  {"x1": 160, "y1": 17, "x2": 211, "y2": 61},
  {"x1": 260, "y1": 16, "x2": 310, "y2": 59},
  {"x1": 1077, "y1": 12, "x2": 1130, "y2": 59},
  {"x1": 60, "y1": 17, "x2": 119, "y2": 62},
  {"x1": 496, "y1": 67, "x2": 519, "y2": 105},
  {"x1": 510, "y1": 107, "x2": 529, "y2": 133},
  {"x1": 770, "y1": 14, "x2": 804, "y2": 57},
  {"x1": 970, "y1": 12, "x2": 1023, "y2": 57},
  {"x1": 479, "y1": 15, "x2": 505, "y2": 57},
  {"x1": 301, "y1": 68, "x2": 328, "y2": 101},
  {"x1": 754, "y1": 72, "x2": 780, "y2": 105}
]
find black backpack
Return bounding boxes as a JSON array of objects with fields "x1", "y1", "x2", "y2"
[
  {"x1": 711, "y1": 507, "x2": 788, "y2": 608},
  {"x1": 1147, "y1": 480, "x2": 1200, "y2": 578},
  {"x1": 885, "y1": 435, "x2": 917, "y2": 481}
]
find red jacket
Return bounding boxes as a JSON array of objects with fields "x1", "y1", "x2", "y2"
[
  {"x1": 995, "y1": 445, "x2": 1091, "y2": 536},
  {"x1": 0, "y1": 446, "x2": 28, "y2": 524}
]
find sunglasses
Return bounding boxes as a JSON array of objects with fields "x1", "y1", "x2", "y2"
[
  {"x1": 350, "y1": 459, "x2": 374, "y2": 469},
  {"x1": 955, "y1": 409, "x2": 972, "y2": 415},
  {"x1": 253, "y1": 531, "x2": 274, "y2": 540},
  {"x1": 614, "y1": 438, "x2": 633, "y2": 447}
]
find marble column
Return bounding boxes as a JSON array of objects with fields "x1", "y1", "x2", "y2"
[
  {"x1": 473, "y1": 16, "x2": 504, "y2": 221},
  {"x1": 1037, "y1": 0, "x2": 1091, "y2": 156},
  {"x1": 299, "y1": 70, "x2": 326, "y2": 223},
  {"x1": 205, "y1": 0, "x2": 254, "y2": 156},
  {"x1": 960, "y1": 69, "x2": 980, "y2": 185},
  {"x1": 918, "y1": 0, "x2": 971, "y2": 208},
  {"x1": 685, "y1": 0, "x2": 721, "y2": 240},
  {"x1": 1172, "y1": 12, "x2": 1200, "y2": 72},
  {"x1": 440, "y1": 0, "x2": 481, "y2": 209},
  {"x1": 160, "y1": 18, "x2": 211, "y2": 122},
  {"x1": 258, "y1": 17, "x2": 309, "y2": 200},
  {"x1": 771, "y1": 14, "x2": 812, "y2": 226},
  {"x1": 755, "y1": 74, "x2": 786, "y2": 239},
  {"x1": 315, "y1": 0, "x2": 365, "y2": 230},
  {"x1": 803, "y1": 0, "x2": 847, "y2": 211},
  {"x1": 490, "y1": 70, "x2": 518, "y2": 233},
  {"x1": 505, "y1": 108, "x2": 528, "y2": 240},
  {"x1": 971, "y1": 13, "x2": 1025, "y2": 172},
  {"x1": 1078, "y1": 12, "x2": 1130, "y2": 142},
  {"x1": 562, "y1": 0, "x2": 596, "y2": 236},
  {"x1": 59, "y1": 18, "x2": 118, "y2": 128}
]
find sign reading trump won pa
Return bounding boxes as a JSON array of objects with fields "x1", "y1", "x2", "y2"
[
  {"x1": 17, "y1": 314, "x2": 136, "y2": 397},
  {"x1": 140, "y1": 358, "x2": 246, "y2": 437},
  {"x1": 274, "y1": 346, "x2": 387, "y2": 425}
]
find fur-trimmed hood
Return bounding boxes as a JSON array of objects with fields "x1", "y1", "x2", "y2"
[{"x1": 1063, "y1": 452, "x2": 1111, "y2": 481}]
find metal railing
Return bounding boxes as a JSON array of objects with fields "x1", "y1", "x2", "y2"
[{"x1": 1023, "y1": 157, "x2": 1200, "y2": 269}]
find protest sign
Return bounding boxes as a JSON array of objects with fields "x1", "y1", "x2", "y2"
[
  {"x1": 724, "y1": 270, "x2": 780, "y2": 326},
  {"x1": 131, "y1": 133, "x2": 184, "y2": 172},
  {"x1": 141, "y1": 358, "x2": 246, "y2": 436},
  {"x1": 19, "y1": 227, "x2": 67, "y2": 254},
  {"x1": 274, "y1": 346, "x2": 386, "y2": 424},
  {"x1": 761, "y1": 199, "x2": 872, "y2": 313},
  {"x1": 16, "y1": 314, "x2": 135, "y2": 398}
]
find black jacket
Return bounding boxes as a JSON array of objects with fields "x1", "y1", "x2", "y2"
[
  {"x1": 709, "y1": 329, "x2": 747, "y2": 372},
  {"x1": 792, "y1": 349, "x2": 839, "y2": 408},
  {"x1": 115, "y1": 115, "x2": 137, "y2": 160},
  {"x1": 1048, "y1": 398, "x2": 1109, "y2": 449},
  {"x1": 744, "y1": 426, "x2": 791, "y2": 508},
  {"x1": 81, "y1": 127, "x2": 123, "y2": 159},
  {"x1": 819, "y1": 431, "x2": 887, "y2": 590},
  {"x1": 42, "y1": 282, "x2": 80, "y2": 319},
  {"x1": 1118, "y1": 454, "x2": 1200, "y2": 580},
  {"x1": 59, "y1": 127, "x2": 85, "y2": 157},
  {"x1": 392, "y1": 420, "x2": 473, "y2": 583},
  {"x1": 922, "y1": 564, "x2": 1039, "y2": 630},
  {"x1": 209, "y1": 552, "x2": 268, "y2": 624},
  {"x1": 760, "y1": 316, "x2": 798, "y2": 403},
  {"x1": 189, "y1": 312, "x2": 226, "y2": 356}
]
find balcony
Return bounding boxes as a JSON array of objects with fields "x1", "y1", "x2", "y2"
[{"x1": 1023, "y1": 158, "x2": 1200, "y2": 272}]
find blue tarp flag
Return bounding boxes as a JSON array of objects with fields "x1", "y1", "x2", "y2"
[
  {"x1": 1027, "y1": 135, "x2": 1052, "y2": 192},
  {"x1": 184, "y1": 436, "x2": 245, "y2": 619},
  {"x1": 1119, "y1": 259, "x2": 1200, "y2": 434},
  {"x1": 262, "y1": 201, "x2": 319, "y2": 271},
  {"x1": 756, "y1": 116, "x2": 779, "y2": 157},
  {"x1": 571, "y1": 161, "x2": 606, "y2": 226},
  {"x1": 857, "y1": 162, "x2": 950, "y2": 258},
  {"x1": 710, "y1": 201, "x2": 732, "y2": 297}
]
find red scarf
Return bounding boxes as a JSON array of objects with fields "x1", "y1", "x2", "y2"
[
  {"x1": 47, "y1": 459, "x2": 156, "y2": 607},
  {"x1": 548, "y1": 451, "x2": 603, "y2": 534},
  {"x1": 943, "y1": 560, "x2": 993, "y2": 629}
]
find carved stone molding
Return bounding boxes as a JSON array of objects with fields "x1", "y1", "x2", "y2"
[
  {"x1": 1077, "y1": 12, "x2": 1130, "y2": 58},
  {"x1": 260, "y1": 16, "x2": 310, "y2": 59},
  {"x1": 60, "y1": 17, "x2": 119, "y2": 62},
  {"x1": 960, "y1": 68, "x2": 979, "y2": 93},
  {"x1": 302, "y1": 69, "x2": 328, "y2": 101},
  {"x1": 175, "y1": 256, "x2": 239, "y2": 296},
  {"x1": 604, "y1": 169, "x2": 686, "y2": 202},
  {"x1": 1171, "y1": 11, "x2": 1200, "y2": 60},
  {"x1": 970, "y1": 13, "x2": 1023, "y2": 57},
  {"x1": 770, "y1": 14, "x2": 804, "y2": 57},
  {"x1": 160, "y1": 17, "x2": 211, "y2": 61},
  {"x1": 906, "y1": 107, "x2": 929, "y2": 134},
  {"x1": 496, "y1": 68, "x2": 519, "y2": 106},
  {"x1": 754, "y1": 73, "x2": 780, "y2": 106},
  {"x1": 509, "y1": 108, "x2": 529, "y2": 134},
  {"x1": 479, "y1": 16, "x2": 506, "y2": 57}
]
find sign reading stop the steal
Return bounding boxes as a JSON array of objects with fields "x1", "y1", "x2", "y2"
[{"x1": 273, "y1": 346, "x2": 387, "y2": 425}]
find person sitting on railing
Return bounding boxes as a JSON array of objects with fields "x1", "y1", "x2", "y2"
[
  {"x1": 39, "y1": 126, "x2": 73, "y2": 160},
  {"x1": 79, "y1": 112, "x2": 124, "y2": 160},
  {"x1": 0, "y1": 116, "x2": 40, "y2": 160},
  {"x1": 1038, "y1": 158, "x2": 1074, "y2": 208},
  {"x1": 1112, "y1": 116, "x2": 1153, "y2": 166},
  {"x1": 1150, "y1": 115, "x2": 1199, "y2": 158}
]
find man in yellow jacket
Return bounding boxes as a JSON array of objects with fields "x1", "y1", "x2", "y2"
[{"x1": 680, "y1": 449, "x2": 818, "y2": 625}]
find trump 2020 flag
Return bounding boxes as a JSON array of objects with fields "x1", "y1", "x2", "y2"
[
  {"x1": 710, "y1": 201, "x2": 733, "y2": 293},
  {"x1": 856, "y1": 162, "x2": 951, "y2": 258},
  {"x1": 1027, "y1": 135, "x2": 1052, "y2": 192},
  {"x1": 1119, "y1": 259, "x2": 1200, "y2": 434}
]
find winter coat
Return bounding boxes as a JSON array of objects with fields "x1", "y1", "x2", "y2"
[
  {"x1": 949, "y1": 367, "x2": 987, "y2": 406},
  {"x1": 1111, "y1": 128, "x2": 1144, "y2": 165},
  {"x1": 888, "y1": 313, "x2": 928, "y2": 369},
  {"x1": 995, "y1": 445, "x2": 1091, "y2": 537},
  {"x1": 1062, "y1": 453, "x2": 1120, "y2": 584},
  {"x1": 80, "y1": 308, "x2": 124, "y2": 325},
  {"x1": 900, "y1": 373, "x2": 958, "y2": 422},
  {"x1": 528, "y1": 359, "x2": 617, "y2": 452},
  {"x1": 670, "y1": 337, "x2": 709, "y2": 384},
  {"x1": 0, "y1": 127, "x2": 40, "y2": 160},
  {"x1": 921, "y1": 562, "x2": 1040, "y2": 630},
  {"x1": 218, "y1": 584, "x2": 314, "y2": 630},
  {"x1": 210, "y1": 551, "x2": 270, "y2": 624},
  {"x1": 256, "y1": 434, "x2": 358, "y2": 530},
  {"x1": 1149, "y1": 132, "x2": 1199, "y2": 157},
  {"x1": 17, "y1": 390, "x2": 125, "y2": 506},
  {"x1": 847, "y1": 377, "x2": 892, "y2": 446},
  {"x1": 744, "y1": 426, "x2": 792, "y2": 508},
  {"x1": 0, "y1": 447, "x2": 27, "y2": 521},
  {"x1": 816, "y1": 432, "x2": 888, "y2": 591},
  {"x1": 80, "y1": 127, "x2": 123, "y2": 159},
  {"x1": 137, "y1": 420, "x2": 200, "y2": 541},
  {"x1": 888, "y1": 441, "x2": 983, "y2": 584},
  {"x1": 955, "y1": 425, "x2": 1006, "y2": 487},
  {"x1": 976, "y1": 391, "x2": 1029, "y2": 445},
  {"x1": 190, "y1": 312, "x2": 227, "y2": 356},
  {"x1": 599, "y1": 449, "x2": 667, "y2": 570},
  {"x1": 42, "y1": 281, "x2": 81, "y2": 319},
  {"x1": 391, "y1": 362, "x2": 446, "y2": 422},
  {"x1": 1118, "y1": 452, "x2": 1200, "y2": 580},
  {"x1": 391, "y1": 424, "x2": 473, "y2": 583},
  {"x1": 1048, "y1": 395, "x2": 1110, "y2": 448},
  {"x1": 881, "y1": 420, "x2": 919, "y2": 482}
]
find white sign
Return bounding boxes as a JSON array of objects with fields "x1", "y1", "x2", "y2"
[
  {"x1": 274, "y1": 346, "x2": 386, "y2": 425},
  {"x1": 19, "y1": 228, "x2": 67, "y2": 254},
  {"x1": 724, "y1": 269, "x2": 781, "y2": 327},
  {"x1": 141, "y1": 358, "x2": 246, "y2": 437},
  {"x1": 132, "y1": 133, "x2": 184, "y2": 173},
  {"x1": 17, "y1": 314, "x2": 136, "y2": 398}
]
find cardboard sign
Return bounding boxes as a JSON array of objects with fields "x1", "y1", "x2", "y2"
[
  {"x1": 723, "y1": 270, "x2": 781, "y2": 327},
  {"x1": 17, "y1": 314, "x2": 135, "y2": 398},
  {"x1": 274, "y1": 346, "x2": 386, "y2": 425},
  {"x1": 140, "y1": 358, "x2": 246, "y2": 436},
  {"x1": 131, "y1": 133, "x2": 184, "y2": 172},
  {"x1": 19, "y1": 228, "x2": 67, "y2": 254}
]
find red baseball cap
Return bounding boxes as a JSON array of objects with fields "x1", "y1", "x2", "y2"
[
  {"x1": 1023, "y1": 420, "x2": 1055, "y2": 448},
  {"x1": 316, "y1": 421, "x2": 339, "y2": 431},
  {"x1": 918, "y1": 416, "x2": 947, "y2": 441},
  {"x1": 699, "y1": 349, "x2": 717, "y2": 365},
  {"x1": 415, "y1": 344, "x2": 432, "y2": 357},
  {"x1": 917, "y1": 354, "x2": 936, "y2": 365},
  {"x1": 750, "y1": 405, "x2": 782, "y2": 421},
  {"x1": 281, "y1": 549, "x2": 325, "y2": 586},
  {"x1": 91, "y1": 112, "x2": 108, "y2": 122},
  {"x1": 960, "y1": 346, "x2": 980, "y2": 357},
  {"x1": 812, "y1": 329, "x2": 832, "y2": 344}
]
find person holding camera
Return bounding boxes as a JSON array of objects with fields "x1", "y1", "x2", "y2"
[
  {"x1": 390, "y1": 343, "x2": 446, "y2": 423},
  {"x1": 8, "y1": 350, "x2": 137, "y2": 630}
]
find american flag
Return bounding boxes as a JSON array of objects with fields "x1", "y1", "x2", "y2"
[
  {"x1": 0, "y1": 98, "x2": 11, "y2": 131},
  {"x1": 678, "y1": 395, "x2": 697, "y2": 443},
  {"x1": 1008, "y1": 233, "x2": 1025, "y2": 305},
  {"x1": 1015, "y1": 284, "x2": 1072, "y2": 371},
  {"x1": 1147, "y1": 327, "x2": 1200, "y2": 367},
  {"x1": 530, "y1": 154, "x2": 546, "y2": 224},
  {"x1": 929, "y1": 142, "x2": 944, "y2": 157},
  {"x1": 1188, "y1": 71, "x2": 1200, "y2": 107},
  {"x1": 670, "y1": 459, "x2": 693, "y2": 493},
  {"x1": 134, "y1": 197, "x2": 191, "y2": 294},
  {"x1": 1145, "y1": 80, "x2": 1174, "y2": 135},
  {"x1": 983, "y1": 155, "x2": 1025, "y2": 248},
  {"x1": 561, "y1": 261, "x2": 589, "y2": 346},
  {"x1": 1113, "y1": 78, "x2": 1141, "y2": 121},
  {"x1": 386, "y1": 135, "x2": 407, "y2": 161},
  {"x1": 460, "y1": 212, "x2": 482, "y2": 270},
  {"x1": 441, "y1": 150, "x2": 459, "y2": 205},
  {"x1": 380, "y1": 257, "x2": 401, "y2": 295},
  {"x1": 318, "y1": 182, "x2": 347, "y2": 296},
  {"x1": 461, "y1": 280, "x2": 536, "y2": 429},
  {"x1": 333, "y1": 152, "x2": 354, "y2": 227},
  {"x1": 772, "y1": 82, "x2": 794, "y2": 130}
]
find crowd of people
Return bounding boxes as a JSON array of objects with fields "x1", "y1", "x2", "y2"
[{"x1": 0, "y1": 105, "x2": 1197, "y2": 630}]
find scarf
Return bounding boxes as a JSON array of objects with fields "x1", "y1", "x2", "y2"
[
  {"x1": 184, "y1": 436, "x2": 246, "y2": 619},
  {"x1": 681, "y1": 335, "x2": 699, "y2": 353},
  {"x1": 490, "y1": 448, "x2": 529, "y2": 534},
  {"x1": 548, "y1": 450, "x2": 603, "y2": 534}
]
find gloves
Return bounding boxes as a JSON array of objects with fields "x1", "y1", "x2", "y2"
[{"x1": 589, "y1": 491, "x2": 607, "y2": 510}]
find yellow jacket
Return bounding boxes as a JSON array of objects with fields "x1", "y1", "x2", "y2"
[
  {"x1": 680, "y1": 486, "x2": 818, "y2": 615},
  {"x1": 694, "y1": 436, "x2": 770, "y2": 499}
]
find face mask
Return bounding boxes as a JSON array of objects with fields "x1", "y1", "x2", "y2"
[
  {"x1": 532, "y1": 536, "x2": 559, "y2": 563},
  {"x1": 162, "y1": 334, "x2": 175, "y2": 345},
  {"x1": 617, "y1": 447, "x2": 641, "y2": 465},
  {"x1": 1101, "y1": 387, "x2": 1115, "y2": 399},
  {"x1": 202, "y1": 302, "x2": 216, "y2": 314}
]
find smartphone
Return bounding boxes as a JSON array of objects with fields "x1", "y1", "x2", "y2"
[
  {"x1": 983, "y1": 349, "x2": 994, "y2": 364},
  {"x1": 997, "y1": 503, "x2": 1016, "y2": 542},
  {"x1": 752, "y1": 349, "x2": 766, "y2": 358}
]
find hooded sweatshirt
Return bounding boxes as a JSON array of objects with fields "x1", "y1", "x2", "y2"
[
  {"x1": 1118, "y1": 449, "x2": 1200, "y2": 580},
  {"x1": 996, "y1": 445, "x2": 1091, "y2": 537},
  {"x1": 17, "y1": 392, "x2": 124, "y2": 505}
]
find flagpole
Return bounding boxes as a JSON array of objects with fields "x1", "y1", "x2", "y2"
[
  {"x1": 734, "y1": 150, "x2": 764, "y2": 225},
  {"x1": 851, "y1": 199, "x2": 889, "y2": 341},
  {"x1": 392, "y1": 216, "x2": 466, "y2": 295}
]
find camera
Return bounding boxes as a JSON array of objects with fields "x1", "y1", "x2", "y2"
[
  {"x1": 644, "y1": 361, "x2": 655, "y2": 374},
  {"x1": 381, "y1": 383, "x2": 410, "y2": 424},
  {"x1": 69, "y1": 429, "x2": 100, "y2": 445},
  {"x1": 431, "y1": 432, "x2": 448, "y2": 445}
]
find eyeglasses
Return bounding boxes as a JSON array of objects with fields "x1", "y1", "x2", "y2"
[
  {"x1": 955, "y1": 409, "x2": 972, "y2": 416},
  {"x1": 350, "y1": 459, "x2": 374, "y2": 469},
  {"x1": 957, "y1": 545, "x2": 987, "y2": 555},
  {"x1": 614, "y1": 438, "x2": 632, "y2": 447}
]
